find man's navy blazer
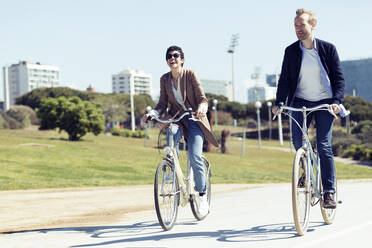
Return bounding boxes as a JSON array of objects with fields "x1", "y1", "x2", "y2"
[{"x1": 275, "y1": 38, "x2": 345, "y2": 106}]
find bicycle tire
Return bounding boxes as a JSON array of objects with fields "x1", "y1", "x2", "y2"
[
  {"x1": 154, "y1": 159, "x2": 179, "y2": 231},
  {"x1": 292, "y1": 148, "x2": 311, "y2": 236},
  {"x1": 190, "y1": 157, "x2": 211, "y2": 220},
  {"x1": 320, "y1": 178, "x2": 338, "y2": 224}
]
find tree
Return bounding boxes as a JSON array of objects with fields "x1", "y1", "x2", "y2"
[
  {"x1": 37, "y1": 96, "x2": 105, "y2": 141},
  {"x1": 16, "y1": 87, "x2": 98, "y2": 109}
]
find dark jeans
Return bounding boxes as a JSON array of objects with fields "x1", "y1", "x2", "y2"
[{"x1": 291, "y1": 98, "x2": 335, "y2": 193}]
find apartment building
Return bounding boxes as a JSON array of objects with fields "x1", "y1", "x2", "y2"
[
  {"x1": 3, "y1": 61, "x2": 60, "y2": 110},
  {"x1": 112, "y1": 69, "x2": 152, "y2": 95}
]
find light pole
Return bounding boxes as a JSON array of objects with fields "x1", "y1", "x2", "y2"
[
  {"x1": 144, "y1": 106, "x2": 152, "y2": 146},
  {"x1": 278, "y1": 111, "x2": 284, "y2": 146},
  {"x1": 255, "y1": 101, "x2": 262, "y2": 148},
  {"x1": 267, "y1": 101, "x2": 272, "y2": 141},
  {"x1": 213, "y1": 99, "x2": 218, "y2": 126},
  {"x1": 227, "y1": 33, "x2": 239, "y2": 102},
  {"x1": 130, "y1": 77, "x2": 135, "y2": 131}
]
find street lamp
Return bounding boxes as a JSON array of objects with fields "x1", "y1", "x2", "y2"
[
  {"x1": 255, "y1": 101, "x2": 262, "y2": 148},
  {"x1": 227, "y1": 33, "x2": 239, "y2": 102},
  {"x1": 213, "y1": 99, "x2": 218, "y2": 126},
  {"x1": 130, "y1": 78, "x2": 135, "y2": 131},
  {"x1": 144, "y1": 106, "x2": 152, "y2": 146},
  {"x1": 267, "y1": 101, "x2": 272, "y2": 141}
]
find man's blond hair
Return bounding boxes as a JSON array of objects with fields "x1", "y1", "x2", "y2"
[{"x1": 295, "y1": 8, "x2": 317, "y2": 26}]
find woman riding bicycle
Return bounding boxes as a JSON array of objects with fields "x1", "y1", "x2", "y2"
[{"x1": 142, "y1": 45, "x2": 218, "y2": 216}]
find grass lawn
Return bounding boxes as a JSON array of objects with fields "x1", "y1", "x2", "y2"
[{"x1": 0, "y1": 127, "x2": 371, "y2": 190}]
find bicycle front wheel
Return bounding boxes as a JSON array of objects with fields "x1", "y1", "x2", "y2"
[
  {"x1": 320, "y1": 178, "x2": 338, "y2": 224},
  {"x1": 154, "y1": 159, "x2": 179, "y2": 231},
  {"x1": 190, "y1": 157, "x2": 211, "y2": 220},
  {"x1": 292, "y1": 148, "x2": 311, "y2": 236}
]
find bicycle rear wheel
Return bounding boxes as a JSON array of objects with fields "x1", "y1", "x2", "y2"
[
  {"x1": 292, "y1": 148, "x2": 311, "y2": 236},
  {"x1": 154, "y1": 159, "x2": 179, "y2": 231},
  {"x1": 320, "y1": 178, "x2": 338, "y2": 224},
  {"x1": 190, "y1": 157, "x2": 211, "y2": 220}
]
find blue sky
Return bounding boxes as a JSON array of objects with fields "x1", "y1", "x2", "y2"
[{"x1": 1, "y1": 0, "x2": 371, "y2": 103}]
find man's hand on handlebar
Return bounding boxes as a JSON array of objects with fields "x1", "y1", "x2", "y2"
[
  {"x1": 272, "y1": 106, "x2": 283, "y2": 116},
  {"x1": 331, "y1": 104, "x2": 340, "y2": 115}
]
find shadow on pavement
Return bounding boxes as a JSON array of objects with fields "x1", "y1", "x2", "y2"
[{"x1": 3, "y1": 220, "x2": 327, "y2": 247}]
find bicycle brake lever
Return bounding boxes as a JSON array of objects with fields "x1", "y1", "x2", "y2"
[{"x1": 328, "y1": 106, "x2": 338, "y2": 119}]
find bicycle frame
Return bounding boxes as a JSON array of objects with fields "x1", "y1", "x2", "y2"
[{"x1": 154, "y1": 112, "x2": 198, "y2": 207}]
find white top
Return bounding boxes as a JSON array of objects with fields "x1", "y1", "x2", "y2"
[
  {"x1": 151, "y1": 75, "x2": 208, "y2": 117},
  {"x1": 171, "y1": 77, "x2": 208, "y2": 114},
  {"x1": 295, "y1": 41, "x2": 333, "y2": 101},
  {"x1": 171, "y1": 77, "x2": 187, "y2": 111}
]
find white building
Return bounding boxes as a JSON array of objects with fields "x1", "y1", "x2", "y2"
[
  {"x1": 246, "y1": 69, "x2": 277, "y2": 103},
  {"x1": 247, "y1": 83, "x2": 277, "y2": 103},
  {"x1": 3, "y1": 61, "x2": 60, "y2": 110},
  {"x1": 112, "y1": 69, "x2": 152, "y2": 95},
  {"x1": 200, "y1": 79, "x2": 233, "y2": 101}
]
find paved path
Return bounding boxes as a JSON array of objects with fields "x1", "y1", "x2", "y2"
[{"x1": 1, "y1": 181, "x2": 371, "y2": 248}]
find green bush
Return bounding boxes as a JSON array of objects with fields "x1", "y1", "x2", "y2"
[
  {"x1": 6, "y1": 105, "x2": 39, "y2": 127},
  {"x1": 0, "y1": 105, "x2": 39, "y2": 129},
  {"x1": 332, "y1": 135, "x2": 361, "y2": 156},
  {"x1": 0, "y1": 115, "x2": 4, "y2": 129},
  {"x1": 343, "y1": 144, "x2": 372, "y2": 161},
  {"x1": 110, "y1": 128, "x2": 144, "y2": 139},
  {"x1": 110, "y1": 127, "x2": 125, "y2": 136},
  {"x1": 0, "y1": 113, "x2": 23, "y2": 129},
  {"x1": 37, "y1": 96, "x2": 105, "y2": 141},
  {"x1": 351, "y1": 120, "x2": 372, "y2": 134}
]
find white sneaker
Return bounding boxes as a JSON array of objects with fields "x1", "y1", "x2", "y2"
[{"x1": 198, "y1": 194, "x2": 209, "y2": 216}]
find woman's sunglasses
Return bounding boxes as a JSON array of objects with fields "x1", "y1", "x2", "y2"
[{"x1": 166, "y1": 53, "x2": 180, "y2": 60}]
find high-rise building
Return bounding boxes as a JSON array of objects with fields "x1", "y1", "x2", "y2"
[
  {"x1": 200, "y1": 79, "x2": 233, "y2": 101},
  {"x1": 247, "y1": 83, "x2": 277, "y2": 103},
  {"x1": 112, "y1": 69, "x2": 152, "y2": 95},
  {"x1": 246, "y1": 70, "x2": 277, "y2": 103},
  {"x1": 341, "y1": 58, "x2": 372, "y2": 102},
  {"x1": 3, "y1": 61, "x2": 60, "y2": 110}
]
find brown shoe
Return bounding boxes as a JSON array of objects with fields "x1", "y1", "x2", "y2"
[{"x1": 323, "y1": 192, "x2": 337, "y2": 209}]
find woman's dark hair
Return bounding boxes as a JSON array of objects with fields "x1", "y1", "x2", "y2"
[{"x1": 166, "y1": 46, "x2": 184, "y2": 66}]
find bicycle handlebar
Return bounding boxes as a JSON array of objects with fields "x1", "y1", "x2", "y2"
[
  {"x1": 147, "y1": 109, "x2": 197, "y2": 124},
  {"x1": 273, "y1": 103, "x2": 338, "y2": 120}
]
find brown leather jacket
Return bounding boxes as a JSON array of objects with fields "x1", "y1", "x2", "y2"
[{"x1": 154, "y1": 69, "x2": 219, "y2": 147}]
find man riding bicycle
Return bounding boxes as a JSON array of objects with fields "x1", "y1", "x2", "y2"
[{"x1": 272, "y1": 9, "x2": 345, "y2": 209}]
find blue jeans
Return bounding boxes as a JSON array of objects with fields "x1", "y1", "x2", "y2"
[
  {"x1": 166, "y1": 118, "x2": 206, "y2": 193},
  {"x1": 291, "y1": 98, "x2": 335, "y2": 193}
]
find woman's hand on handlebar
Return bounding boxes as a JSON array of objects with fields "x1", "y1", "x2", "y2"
[
  {"x1": 142, "y1": 114, "x2": 150, "y2": 123},
  {"x1": 195, "y1": 109, "x2": 206, "y2": 119}
]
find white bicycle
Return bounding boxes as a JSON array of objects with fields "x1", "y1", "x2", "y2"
[
  {"x1": 148, "y1": 111, "x2": 211, "y2": 231},
  {"x1": 276, "y1": 103, "x2": 348, "y2": 235}
]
